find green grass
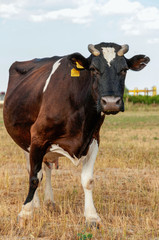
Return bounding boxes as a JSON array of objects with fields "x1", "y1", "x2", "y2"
[{"x1": 105, "y1": 113, "x2": 159, "y2": 129}]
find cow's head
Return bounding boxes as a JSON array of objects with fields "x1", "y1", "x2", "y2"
[{"x1": 68, "y1": 42, "x2": 150, "y2": 115}]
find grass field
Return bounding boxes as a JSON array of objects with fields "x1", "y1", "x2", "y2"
[{"x1": 0, "y1": 104, "x2": 159, "y2": 240}]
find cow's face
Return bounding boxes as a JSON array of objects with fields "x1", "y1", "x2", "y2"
[{"x1": 68, "y1": 42, "x2": 150, "y2": 115}]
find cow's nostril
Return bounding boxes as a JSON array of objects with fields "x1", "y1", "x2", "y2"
[
  {"x1": 101, "y1": 98, "x2": 107, "y2": 106},
  {"x1": 116, "y1": 98, "x2": 122, "y2": 105}
]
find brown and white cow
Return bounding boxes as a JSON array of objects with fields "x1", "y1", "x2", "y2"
[{"x1": 3, "y1": 42, "x2": 150, "y2": 226}]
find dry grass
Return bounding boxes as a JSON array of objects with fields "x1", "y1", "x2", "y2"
[{"x1": 0, "y1": 104, "x2": 159, "y2": 239}]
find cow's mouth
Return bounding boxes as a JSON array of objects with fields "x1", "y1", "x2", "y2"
[{"x1": 103, "y1": 110, "x2": 119, "y2": 115}]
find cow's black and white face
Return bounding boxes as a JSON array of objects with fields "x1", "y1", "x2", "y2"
[
  {"x1": 68, "y1": 42, "x2": 150, "y2": 115},
  {"x1": 89, "y1": 43, "x2": 128, "y2": 114}
]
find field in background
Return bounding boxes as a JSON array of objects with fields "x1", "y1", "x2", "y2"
[{"x1": 0, "y1": 104, "x2": 159, "y2": 240}]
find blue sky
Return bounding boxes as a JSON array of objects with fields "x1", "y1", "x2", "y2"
[{"x1": 0, "y1": 0, "x2": 159, "y2": 93}]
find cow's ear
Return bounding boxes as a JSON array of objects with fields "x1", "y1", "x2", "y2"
[
  {"x1": 126, "y1": 55, "x2": 150, "y2": 71},
  {"x1": 68, "y1": 53, "x2": 89, "y2": 70}
]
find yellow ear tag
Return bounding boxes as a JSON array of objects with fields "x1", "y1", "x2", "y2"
[
  {"x1": 76, "y1": 62, "x2": 84, "y2": 69},
  {"x1": 71, "y1": 68, "x2": 80, "y2": 77},
  {"x1": 71, "y1": 61, "x2": 84, "y2": 77}
]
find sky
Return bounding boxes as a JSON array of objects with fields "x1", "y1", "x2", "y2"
[{"x1": 0, "y1": 0, "x2": 159, "y2": 93}]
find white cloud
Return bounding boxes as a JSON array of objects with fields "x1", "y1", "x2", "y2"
[
  {"x1": 30, "y1": 0, "x2": 98, "y2": 24},
  {"x1": 100, "y1": 0, "x2": 142, "y2": 15},
  {"x1": 0, "y1": 0, "x2": 159, "y2": 36},
  {"x1": 30, "y1": 5, "x2": 93, "y2": 24},
  {"x1": 0, "y1": 3, "x2": 20, "y2": 18},
  {"x1": 30, "y1": 0, "x2": 143, "y2": 24},
  {"x1": 120, "y1": 5, "x2": 159, "y2": 35}
]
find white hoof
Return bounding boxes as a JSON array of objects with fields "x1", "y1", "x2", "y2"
[
  {"x1": 17, "y1": 202, "x2": 33, "y2": 227},
  {"x1": 17, "y1": 211, "x2": 33, "y2": 227},
  {"x1": 85, "y1": 215, "x2": 101, "y2": 228}
]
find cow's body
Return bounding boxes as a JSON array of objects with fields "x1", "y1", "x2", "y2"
[
  {"x1": 3, "y1": 42, "x2": 150, "y2": 226},
  {"x1": 4, "y1": 56, "x2": 103, "y2": 158}
]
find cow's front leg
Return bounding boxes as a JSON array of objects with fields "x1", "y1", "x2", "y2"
[
  {"x1": 24, "y1": 151, "x2": 40, "y2": 208},
  {"x1": 18, "y1": 142, "x2": 45, "y2": 225},
  {"x1": 81, "y1": 139, "x2": 101, "y2": 226}
]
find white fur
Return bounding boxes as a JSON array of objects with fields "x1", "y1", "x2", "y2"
[
  {"x1": 50, "y1": 144, "x2": 86, "y2": 166},
  {"x1": 43, "y1": 58, "x2": 63, "y2": 92},
  {"x1": 18, "y1": 201, "x2": 33, "y2": 219},
  {"x1": 81, "y1": 139, "x2": 101, "y2": 223},
  {"x1": 37, "y1": 169, "x2": 43, "y2": 182},
  {"x1": 102, "y1": 47, "x2": 116, "y2": 67}
]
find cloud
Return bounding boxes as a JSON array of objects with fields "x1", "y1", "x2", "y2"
[
  {"x1": 0, "y1": 0, "x2": 159, "y2": 36},
  {"x1": 30, "y1": 0, "x2": 98, "y2": 24},
  {"x1": 0, "y1": 3, "x2": 20, "y2": 18},
  {"x1": 120, "y1": 5, "x2": 159, "y2": 35},
  {"x1": 100, "y1": 0, "x2": 142, "y2": 15},
  {"x1": 30, "y1": 0, "x2": 143, "y2": 24},
  {"x1": 30, "y1": 5, "x2": 93, "y2": 24}
]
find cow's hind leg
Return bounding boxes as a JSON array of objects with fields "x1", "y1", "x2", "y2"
[
  {"x1": 43, "y1": 153, "x2": 60, "y2": 213},
  {"x1": 18, "y1": 142, "x2": 45, "y2": 225},
  {"x1": 44, "y1": 163, "x2": 54, "y2": 205},
  {"x1": 81, "y1": 139, "x2": 101, "y2": 227}
]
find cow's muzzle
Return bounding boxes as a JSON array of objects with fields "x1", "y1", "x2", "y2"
[{"x1": 100, "y1": 96, "x2": 124, "y2": 114}]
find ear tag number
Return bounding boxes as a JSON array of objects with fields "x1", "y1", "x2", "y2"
[{"x1": 71, "y1": 61, "x2": 84, "y2": 77}]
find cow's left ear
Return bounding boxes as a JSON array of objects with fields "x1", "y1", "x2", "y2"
[
  {"x1": 126, "y1": 55, "x2": 150, "y2": 71},
  {"x1": 68, "y1": 53, "x2": 89, "y2": 70}
]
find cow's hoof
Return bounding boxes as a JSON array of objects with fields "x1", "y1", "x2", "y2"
[
  {"x1": 86, "y1": 221, "x2": 100, "y2": 229},
  {"x1": 45, "y1": 200, "x2": 61, "y2": 214},
  {"x1": 17, "y1": 214, "x2": 32, "y2": 228},
  {"x1": 17, "y1": 215, "x2": 25, "y2": 228},
  {"x1": 86, "y1": 217, "x2": 101, "y2": 229}
]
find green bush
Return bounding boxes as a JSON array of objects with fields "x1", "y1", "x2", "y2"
[{"x1": 124, "y1": 95, "x2": 159, "y2": 104}]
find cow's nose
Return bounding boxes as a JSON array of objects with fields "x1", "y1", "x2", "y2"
[{"x1": 101, "y1": 96, "x2": 122, "y2": 112}]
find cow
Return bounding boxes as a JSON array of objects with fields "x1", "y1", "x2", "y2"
[{"x1": 3, "y1": 42, "x2": 150, "y2": 226}]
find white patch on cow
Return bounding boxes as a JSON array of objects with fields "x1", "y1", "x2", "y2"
[
  {"x1": 43, "y1": 58, "x2": 63, "y2": 93},
  {"x1": 102, "y1": 47, "x2": 116, "y2": 67},
  {"x1": 33, "y1": 190, "x2": 40, "y2": 208},
  {"x1": 81, "y1": 139, "x2": 101, "y2": 223},
  {"x1": 50, "y1": 144, "x2": 86, "y2": 166},
  {"x1": 37, "y1": 169, "x2": 43, "y2": 182},
  {"x1": 18, "y1": 201, "x2": 33, "y2": 219}
]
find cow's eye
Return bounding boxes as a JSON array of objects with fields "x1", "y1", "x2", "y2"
[
  {"x1": 120, "y1": 68, "x2": 128, "y2": 76},
  {"x1": 89, "y1": 66, "x2": 96, "y2": 71},
  {"x1": 90, "y1": 66, "x2": 100, "y2": 74}
]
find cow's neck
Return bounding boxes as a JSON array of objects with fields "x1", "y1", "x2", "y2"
[{"x1": 79, "y1": 112, "x2": 102, "y2": 157}]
